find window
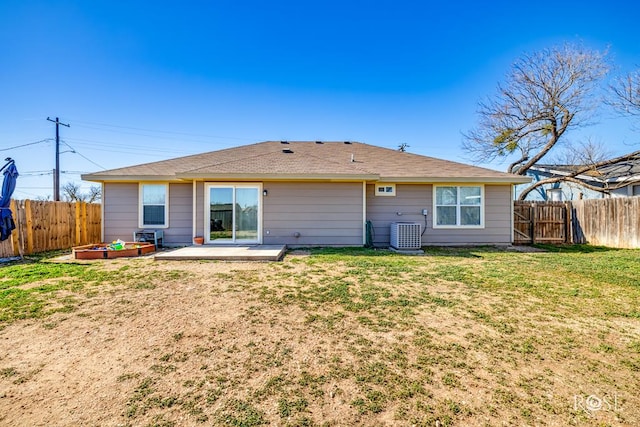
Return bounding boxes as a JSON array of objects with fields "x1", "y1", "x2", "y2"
[
  {"x1": 375, "y1": 183, "x2": 396, "y2": 196},
  {"x1": 633, "y1": 184, "x2": 640, "y2": 196},
  {"x1": 139, "y1": 183, "x2": 168, "y2": 228},
  {"x1": 434, "y1": 185, "x2": 483, "y2": 227}
]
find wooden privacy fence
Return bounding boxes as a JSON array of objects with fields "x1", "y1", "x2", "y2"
[
  {"x1": 513, "y1": 201, "x2": 570, "y2": 245},
  {"x1": 0, "y1": 200, "x2": 101, "y2": 257},
  {"x1": 514, "y1": 198, "x2": 640, "y2": 248},
  {"x1": 572, "y1": 197, "x2": 640, "y2": 248}
]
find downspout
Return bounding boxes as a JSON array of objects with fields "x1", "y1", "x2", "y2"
[
  {"x1": 510, "y1": 184, "x2": 515, "y2": 244},
  {"x1": 101, "y1": 182, "x2": 105, "y2": 242},
  {"x1": 362, "y1": 181, "x2": 366, "y2": 245},
  {"x1": 192, "y1": 180, "x2": 197, "y2": 242}
]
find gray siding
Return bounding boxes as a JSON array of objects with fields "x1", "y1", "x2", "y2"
[
  {"x1": 103, "y1": 183, "x2": 138, "y2": 243},
  {"x1": 103, "y1": 181, "x2": 512, "y2": 248},
  {"x1": 366, "y1": 184, "x2": 428, "y2": 246},
  {"x1": 262, "y1": 181, "x2": 363, "y2": 246},
  {"x1": 366, "y1": 184, "x2": 513, "y2": 246},
  {"x1": 165, "y1": 183, "x2": 192, "y2": 245},
  {"x1": 103, "y1": 182, "x2": 193, "y2": 246},
  {"x1": 195, "y1": 181, "x2": 204, "y2": 238}
]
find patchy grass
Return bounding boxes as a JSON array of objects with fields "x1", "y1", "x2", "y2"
[
  {"x1": 0, "y1": 258, "x2": 192, "y2": 325},
  {"x1": 1, "y1": 246, "x2": 639, "y2": 426}
]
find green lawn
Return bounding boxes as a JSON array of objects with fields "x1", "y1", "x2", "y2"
[{"x1": 1, "y1": 246, "x2": 639, "y2": 426}]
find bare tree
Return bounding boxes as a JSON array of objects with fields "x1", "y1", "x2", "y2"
[
  {"x1": 550, "y1": 138, "x2": 611, "y2": 166},
  {"x1": 609, "y1": 70, "x2": 640, "y2": 137},
  {"x1": 62, "y1": 182, "x2": 101, "y2": 203},
  {"x1": 463, "y1": 44, "x2": 610, "y2": 174},
  {"x1": 87, "y1": 186, "x2": 101, "y2": 203},
  {"x1": 609, "y1": 69, "x2": 640, "y2": 117}
]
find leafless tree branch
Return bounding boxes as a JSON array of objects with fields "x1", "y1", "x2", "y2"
[
  {"x1": 62, "y1": 182, "x2": 102, "y2": 203},
  {"x1": 609, "y1": 70, "x2": 640, "y2": 117},
  {"x1": 518, "y1": 149, "x2": 640, "y2": 200},
  {"x1": 463, "y1": 44, "x2": 610, "y2": 175}
]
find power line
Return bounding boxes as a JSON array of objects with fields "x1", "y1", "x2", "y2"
[
  {"x1": 0, "y1": 138, "x2": 52, "y2": 151},
  {"x1": 71, "y1": 124, "x2": 243, "y2": 146},
  {"x1": 19, "y1": 172, "x2": 54, "y2": 177},
  {"x1": 63, "y1": 136, "x2": 192, "y2": 155},
  {"x1": 70, "y1": 119, "x2": 252, "y2": 142},
  {"x1": 19, "y1": 171, "x2": 87, "y2": 176},
  {"x1": 60, "y1": 141, "x2": 106, "y2": 170}
]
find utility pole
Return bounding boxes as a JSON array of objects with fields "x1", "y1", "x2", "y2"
[{"x1": 47, "y1": 117, "x2": 70, "y2": 201}]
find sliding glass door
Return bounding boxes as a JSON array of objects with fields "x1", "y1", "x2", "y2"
[{"x1": 206, "y1": 184, "x2": 261, "y2": 244}]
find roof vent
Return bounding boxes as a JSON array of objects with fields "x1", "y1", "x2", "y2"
[
  {"x1": 315, "y1": 141, "x2": 323, "y2": 144},
  {"x1": 343, "y1": 141, "x2": 352, "y2": 144},
  {"x1": 282, "y1": 149, "x2": 294, "y2": 154},
  {"x1": 280, "y1": 141, "x2": 289, "y2": 144}
]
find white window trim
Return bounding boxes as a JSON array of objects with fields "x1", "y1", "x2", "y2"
[
  {"x1": 432, "y1": 184, "x2": 485, "y2": 229},
  {"x1": 139, "y1": 183, "x2": 169, "y2": 229},
  {"x1": 375, "y1": 183, "x2": 396, "y2": 196}
]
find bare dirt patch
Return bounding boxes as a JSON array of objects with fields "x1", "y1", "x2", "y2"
[{"x1": 1, "y1": 249, "x2": 638, "y2": 426}]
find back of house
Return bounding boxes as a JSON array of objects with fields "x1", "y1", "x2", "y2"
[{"x1": 82, "y1": 141, "x2": 530, "y2": 247}]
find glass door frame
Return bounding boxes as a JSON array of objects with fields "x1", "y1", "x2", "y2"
[{"x1": 204, "y1": 183, "x2": 263, "y2": 244}]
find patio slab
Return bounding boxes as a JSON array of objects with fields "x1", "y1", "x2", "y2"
[{"x1": 154, "y1": 245, "x2": 286, "y2": 261}]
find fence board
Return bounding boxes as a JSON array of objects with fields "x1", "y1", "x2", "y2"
[
  {"x1": 572, "y1": 197, "x2": 640, "y2": 248},
  {"x1": 513, "y1": 203, "x2": 532, "y2": 244},
  {"x1": 0, "y1": 200, "x2": 102, "y2": 257},
  {"x1": 513, "y1": 201, "x2": 569, "y2": 244}
]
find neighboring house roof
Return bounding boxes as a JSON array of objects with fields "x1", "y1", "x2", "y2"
[
  {"x1": 530, "y1": 159, "x2": 640, "y2": 184},
  {"x1": 82, "y1": 141, "x2": 531, "y2": 184}
]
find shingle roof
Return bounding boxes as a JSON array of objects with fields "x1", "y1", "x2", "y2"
[{"x1": 82, "y1": 141, "x2": 530, "y2": 183}]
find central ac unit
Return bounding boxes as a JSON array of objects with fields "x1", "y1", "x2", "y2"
[{"x1": 390, "y1": 222, "x2": 421, "y2": 250}]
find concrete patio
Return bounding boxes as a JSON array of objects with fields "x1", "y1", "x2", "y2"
[{"x1": 154, "y1": 245, "x2": 287, "y2": 261}]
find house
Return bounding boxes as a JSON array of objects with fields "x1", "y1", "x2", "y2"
[
  {"x1": 520, "y1": 161, "x2": 640, "y2": 201},
  {"x1": 81, "y1": 141, "x2": 530, "y2": 247}
]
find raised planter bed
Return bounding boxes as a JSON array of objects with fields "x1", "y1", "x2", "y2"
[{"x1": 73, "y1": 242, "x2": 156, "y2": 260}]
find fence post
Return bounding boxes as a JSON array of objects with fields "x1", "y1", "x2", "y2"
[
  {"x1": 24, "y1": 199, "x2": 33, "y2": 255},
  {"x1": 8, "y1": 199, "x2": 19, "y2": 256},
  {"x1": 564, "y1": 201, "x2": 572, "y2": 244},
  {"x1": 82, "y1": 202, "x2": 88, "y2": 245},
  {"x1": 531, "y1": 203, "x2": 537, "y2": 245},
  {"x1": 75, "y1": 201, "x2": 81, "y2": 246}
]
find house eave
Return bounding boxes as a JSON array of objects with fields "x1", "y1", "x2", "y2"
[
  {"x1": 81, "y1": 174, "x2": 185, "y2": 182},
  {"x1": 82, "y1": 173, "x2": 530, "y2": 185},
  {"x1": 604, "y1": 176, "x2": 640, "y2": 184},
  {"x1": 175, "y1": 173, "x2": 381, "y2": 181},
  {"x1": 529, "y1": 166, "x2": 640, "y2": 184},
  {"x1": 380, "y1": 176, "x2": 532, "y2": 184}
]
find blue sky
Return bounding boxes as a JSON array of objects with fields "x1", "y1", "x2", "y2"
[{"x1": 1, "y1": 0, "x2": 639, "y2": 199}]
